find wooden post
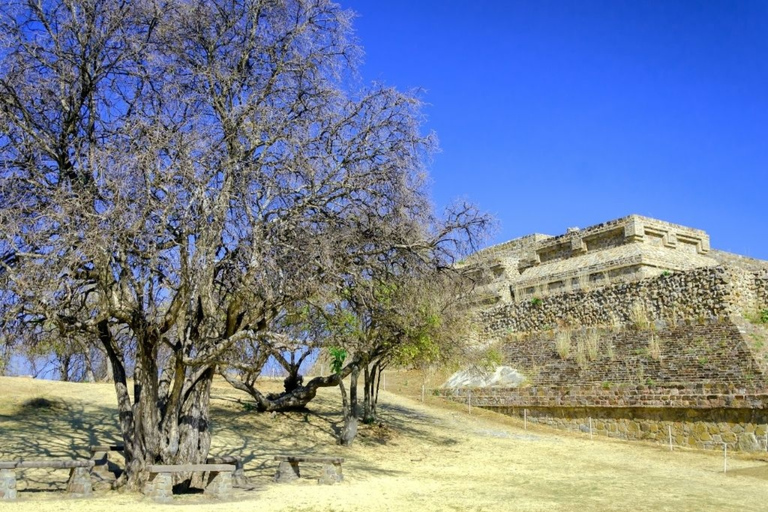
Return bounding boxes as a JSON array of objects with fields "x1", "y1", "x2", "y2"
[
  {"x1": 382, "y1": 372, "x2": 386, "y2": 391},
  {"x1": 723, "y1": 443, "x2": 727, "y2": 474},
  {"x1": 467, "y1": 390, "x2": 472, "y2": 415},
  {"x1": 524, "y1": 409, "x2": 528, "y2": 430},
  {"x1": 589, "y1": 417, "x2": 593, "y2": 440},
  {"x1": 668, "y1": 426, "x2": 673, "y2": 452},
  {"x1": 421, "y1": 384, "x2": 425, "y2": 403}
]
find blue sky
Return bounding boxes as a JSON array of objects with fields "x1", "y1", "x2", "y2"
[{"x1": 346, "y1": 0, "x2": 768, "y2": 259}]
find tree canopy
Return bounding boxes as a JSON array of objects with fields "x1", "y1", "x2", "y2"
[{"x1": 0, "y1": 0, "x2": 489, "y2": 488}]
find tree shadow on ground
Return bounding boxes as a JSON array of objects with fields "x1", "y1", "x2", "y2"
[
  {"x1": 1, "y1": 383, "x2": 457, "y2": 491},
  {"x1": 0, "y1": 397, "x2": 121, "y2": 491}
]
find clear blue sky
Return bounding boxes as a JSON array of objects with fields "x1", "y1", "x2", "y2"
[{"x1": 346, "y1": 0, "x2": 768, "y2": 259}]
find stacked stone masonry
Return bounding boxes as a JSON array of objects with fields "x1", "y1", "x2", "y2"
[{"x1": 464, "y1": 215, "x2": 768, "y2": 451}]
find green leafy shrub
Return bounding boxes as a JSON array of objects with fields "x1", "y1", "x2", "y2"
[{"x1": 329, "y1": 347, "x2": 347, "y2": 374}]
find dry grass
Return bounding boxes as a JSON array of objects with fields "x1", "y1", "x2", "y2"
[
  {"x1": 1, "y1": 374, "x2": 768, "y2": 511},
  {"x1": 629, "y1": 301, "x2": 651, "y2": 330},
  {"x1": 555, "y1": 329, "x2": 571, "y2": 360},
  {"x1": 648, "y1": 334, "x2": 662, "y2": 360},
  {"x1": 584, "y1": 328, "x2": 600, "y2": 361}
]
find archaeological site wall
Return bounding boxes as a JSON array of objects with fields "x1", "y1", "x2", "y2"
[{"x1": 449, "y1": 215, "x2": 768, "y2": 451}]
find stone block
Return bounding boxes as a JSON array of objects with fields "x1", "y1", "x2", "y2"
[
  {"x1": 738, "y1": 433, "x2": 761, "y2": 452},
  {"x1": 204, "y1": 470, "x2": 233, "y2": 499},
  {"x1": 274, "y1": 461, "x2": 300, "y2": 483},
  {"x1": 66, "y1": 466, "x2": 93, "y2": 498},
  {"x1": 0, "y1": 469, "x2": 17, "y2": 501},
  {"x1": 317, "y1": 464, "x2": 343, "y2": 485},
  {"x1": 145, "y1": 472, "x2": 173, "y2": 503}
]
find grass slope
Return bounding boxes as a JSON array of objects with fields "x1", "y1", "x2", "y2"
[{"x1": 1, "y1": 374, "x2": 767, "y2": 511}]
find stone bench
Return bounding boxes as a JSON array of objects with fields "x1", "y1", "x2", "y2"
[
  {"x1": 205, "y1": 456, "x2": 251, "y2": 488},
  {"x1": 273, "y1": 455, "x2": 344, "y2": 485},
  {"x1": 88, "y1": 444, "x2": 125, "y2": 488},
  {"x1": 0, "y1": 459, "x2": 94, "y2": 500},
  {"x1": 88, "y1": 444, "x2": 250, "y2": 491},
  {"x1": 143, "y1": 463, "x2": 235, "y2": 502}
]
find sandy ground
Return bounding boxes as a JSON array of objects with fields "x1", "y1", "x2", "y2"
[{"x1": 1, "y1": 374, "x2": 768, "y2": 511}]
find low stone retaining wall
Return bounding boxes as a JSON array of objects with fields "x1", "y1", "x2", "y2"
[
  {"x1": 489, "y1": 405, "x2": 768, "y2": 452},
  {"x1": 442, "y1": 385, "x2": 768, "y2": 451},
  {"x1": 450, "y1": 383, "x2": 768, "y2": 409}
]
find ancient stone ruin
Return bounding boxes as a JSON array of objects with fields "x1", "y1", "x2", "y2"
[{"x1": 454, "y1": 214, "x2": 768, "y2": 451}]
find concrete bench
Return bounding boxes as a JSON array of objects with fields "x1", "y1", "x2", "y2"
[
  {"x1": 143, "y1": 463, "x2": 235, "y2": 502},
  {"x1": 0, "y1": 459, "x2": 94, "y2": 500},
  {"x1": 273, "y1": 455, "x2": 344, "y2": 485}
]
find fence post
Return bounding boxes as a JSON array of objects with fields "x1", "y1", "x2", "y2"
[
  {"x1": 468, "y1": 389, "x2": 472, "y2": 415},
  {"x1": 524, "y1": 409, "x2": 527, "y2": 430},
  {"x1": 668, "y1": 425, "x2": 673, "y2": 452}
]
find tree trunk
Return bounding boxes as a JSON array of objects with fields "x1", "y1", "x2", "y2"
[
  {"x1": 349, "y1": 365, "x2": 359, "y2": 418},
  {"x1": 338, "y1": 377, "x2": 357, "y2": 446},
  {"x1": 222, "y1": 371, "x2": 345, "y2": 412},
  {"x1": 373, "y1": 365, "x2": 383, "y2": 420},
  {"x1": 83, "y1": 348, "x2": 96, "y2": 383},
  {"x1": 59, "y1": 353, "x2": 71, "y2": 382},
  {"x1": 282, "y1": 363, "x2": 303, "y2": 393},
  {"x1": 171, "y1": 367, "x2": 214, "y2": 490},
  {"x1": 362, "y1": 362, "x2": 376, "y2": 424},
  {"x1": 99, "y1": 322, "x2": 214, "y2": 491}
]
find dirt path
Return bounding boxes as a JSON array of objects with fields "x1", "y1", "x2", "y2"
[{"x1": 1, "y1": 376, "x2": 767, "y2": 511}]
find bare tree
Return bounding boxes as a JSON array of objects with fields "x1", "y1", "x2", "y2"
[
  {"x1": 0, "y1": 0, "x2": 446, "y2": 489},
  {"x1": 221, "y1": 200, "x2": 490, "y2": 447}
]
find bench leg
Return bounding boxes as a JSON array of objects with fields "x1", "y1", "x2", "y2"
[
  {"x1": 274, "y1": 461, "x2": 300, "y2": 483},
  {"x1": 204, "y1": 470, "x2": 232, "y2": 499},
  {"x1": 66, "y1": 467, "x2": 93, "y2": 498},
  {"x1": 318, "y1": 463, "x2": 343, "y2": 485},
  {"x1": 144, "y1": 472, "x2": 173, "y2": 503},
  {"x1": 0, "y1": 469, "x2": 17, "y2": 501},
  {"x1": 90, "y1": 451, "x2": 116, "y2": 489},
  {"x1": 232, "y1": 460, "x2": 251, "y2": 488}
]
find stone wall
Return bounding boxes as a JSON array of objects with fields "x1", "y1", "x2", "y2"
[
  {"x1": 463, "y1": 263, "x2": 768, "y2": 452},
  {"x1": 467, "y1": 215, "x2": 722, "y2": 305},
  {"x1": 443, "y1": 386, "x2": 768, "y2": 451},
  {"x1": 492, "y1": 405, "x2": 767, "y2": 451},
  {"x1": 481, "y1": 266, "x2": 766, "y2": 338},
  {"x1": 499, "y1": 321, "x2": 766, "y2": 388},
  {"x1": 756, "y1": 276, "x2": 768, "y2": 312}
]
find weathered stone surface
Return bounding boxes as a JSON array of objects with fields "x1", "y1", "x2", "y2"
[
  {"x1": 274, "y1": 461, "x2": 300, "y2": 483},
  {"x1": 207, "y1": 456, "x2": 250, "y2": 489},
  {"x1": 317, "y1": 464, "x2": 343, "y2": 485},
  {"x1": 456, "y1": 215, "x2": 768, "y2": 454},
  {"x1": 738, "y1": 433, "x2": 761, "y2": 452},
  {"x1": 204, "y1": 470, "x2": 233, "y2": 498},
  {"x1": 466, "y1": 215, "x2": 728, "y2": 306},
  {"x1": 0, "y1": 469, "x2": 17, "y2": 501},
  {"x1": 144, "y1": 472, "x2": 173, "y2": 503}
]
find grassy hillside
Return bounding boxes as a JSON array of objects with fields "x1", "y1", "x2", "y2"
[{"x1": 1, "y1": 374, "x2": 768, "y2": 511}]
